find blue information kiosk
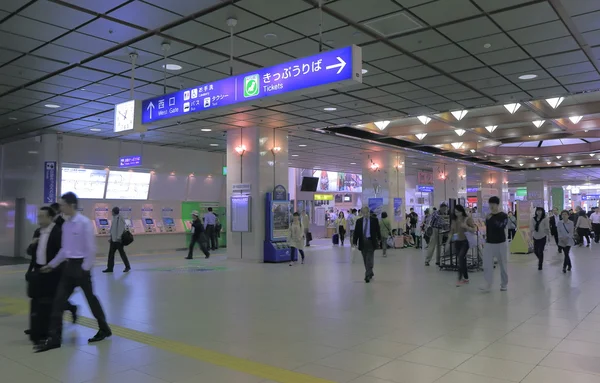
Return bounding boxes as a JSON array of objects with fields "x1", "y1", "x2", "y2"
[{"x1": 264, "y1": 185, "x2": 292, "y2": 263}]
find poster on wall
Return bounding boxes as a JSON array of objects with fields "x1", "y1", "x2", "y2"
[
  {"x1": 61, "y1": 167, "x2": 108, "y2": 199},
  {"x1": 231, "y1": 196, "x2": 251, "y2": 232},
  {"x1": 313, "y1": 170, "x2": 338, "y2": 192},
  {"x1": 368, "y1": 198, "x2": 384, "y2": 217},
  {"x1": 44, "y1": 161, "x2": 57, "y2": 204},
  {"x1": 337, "y1": 172, "x2": 362, "y2": 192},
  {"x1": 312, "y1": 170, "x2": 363, "y2": 192},
  {"x1": 418, "y1": 171, "x2": 434, "y2": 185},
  {"x1": 393, "y1": 198, "x2": 403, "y2": 222},
  {"x1": 271, "y1": 202, "x2": 290, "y2": 239}
]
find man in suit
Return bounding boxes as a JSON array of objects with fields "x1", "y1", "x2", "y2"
[
  {"x1": 25, "y1": 207, "x2": 77, "y2": 343},
  {"x1": 103, "y1": 207, "x2": 131, "y2": 273},
  {"x1": 549, "y1": 207, "x2": 561, "y2": 253},
  {"x1": 186, "y1": 211, "x2": 210, "y2": 259},
  {"x1": 353, "y1": 206, "x2": 382, "y2": 283}
]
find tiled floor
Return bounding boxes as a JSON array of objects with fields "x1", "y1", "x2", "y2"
[{"x1": 1, "y1": 240, "x2": 600, "y2": 382}]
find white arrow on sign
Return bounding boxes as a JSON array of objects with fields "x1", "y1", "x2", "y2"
[
  {"x1": 326, "y1": 57, "x2": 347, "y2": 75},
  {"x1": 147, "y1": 101, "x2": 155, "y2": 119}
]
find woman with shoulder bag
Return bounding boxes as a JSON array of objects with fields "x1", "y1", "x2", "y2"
[
  {"x1": 448, "y1": 205, "x2": 476, "y2": 286},
  {"x1": 335, "y1": 212, "x2": 348, "y2": 246},
  {"x1": 557, "y1": 210, "x2": 574, "y2": 273},
  {"x1": 380, "y1": 212, "x2": 392, "y2": 257},
  {"x1": 530, "y1": 207, "x2": 550, "y2": 270}
]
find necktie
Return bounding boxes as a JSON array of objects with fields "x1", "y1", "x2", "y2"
[{"x1": 363, "y1": 218, "x2": 368, "y2": 238}]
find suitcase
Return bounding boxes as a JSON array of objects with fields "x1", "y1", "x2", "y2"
[
  {"x1": 332, "y1": 234, "x2": 339, "y2": 245},
  {"x1": 29, "y1": 298, "x2": 53, "y2": 343},
  {"x1": 394, "y1": 236, "x2": 403, "y2": 249}
]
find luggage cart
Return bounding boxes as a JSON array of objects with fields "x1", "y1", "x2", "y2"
[{"x1": 439, "y1": 231, "x2": 483, "y2": 272}]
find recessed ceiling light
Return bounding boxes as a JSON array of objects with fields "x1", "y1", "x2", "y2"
[
  {"x1": 263, "y1": 33, "x2": 278, "y2": 40},
  {"x1": 556, "y1": 156, "x2": 561, "y2": 159},
  {"x1": 590, "y1": 153, "x2": 595, "y2": 157},
  {"x1": 201, "y1": 128, "x2": 212, "y2": 132},
  {"x1": 519, "y1": 163, "x2": 523, "y2": 166},
  {"x1": 361, "y1": 69, "x2": 368, "y2": 74},
  {"x1": 80, "y1": 88, "x2": 86, "y2": 91},
  {"x1": 451, "y1": 110, "x2": 468, "y2": 121},
  {"x1": 568, "y1": 160, "x2": 572, "y2": 163},
  {"x1": 325, "y1": 40, "x2": 334, "y2": 45},
  {"x1": 545, "y1": 97, "x2": 564, "y2": 109},
  {"x1": 90, "y1": 128, "x2": 101, "y2": 132},
  {"x1": 417, "y1": 116, "x2": 431, "y2": 125},
  {"x1": 534, "y1": 157, "x2": 539, "y2": 160},
  {"x1": 44, "y1": 104, "x2": 60, "y2": 109},
  {"x1": 298, "y1": 144, "x2": 307, "y2": 147},
  {"x1": 210, "y1": 143, "x2": 219, "y2": 146},
  {"x1": 28, "y1": 151, "x2": 38, "y2": 154},
  {"x1": 485, "y1": 125, "x2": 497, "y2": 133},
  {"x1": 8, "y1": 117, "x2": 17, "y2": 120},
  {"x1": 162, "y1": 63, "x2": 182, "y2": 71},
  {"x1": 350, "y1": 162, "x2": 356, "y2": 165},
  {"x1": 547, "y1": 161, "x2": 552, "y2": 165},
  {"x1": 504, "y1": 103, "x2": 521, "y2": 114},
  {"x1": 374, "y1": 121, "x2": 390, "y2": 130},
  {"x1": 518, "y1": 74, "x2": 537, "y2": 80},
  {"x1": 532, "y1": 120, "x2": 545, "y2": 128},
  {"x1": 324, "y1": 107, "x2": 337, "y2": 111},
  {"x1": 569, "y1": 116, "x2": 582, "y2": 124},
  {"x1": 470, "y1": 149, "x2": 476, "y2": 153},
  {"x1": 451, "y1": 142, "x2": 463, "y2": 150},
  {"x1": 292, "y1": 154, "x2": 299, "y2": 157},
  {"x1": 454, "y1": 129, "x2": 466, "y2": 136},
  {"x1": 483, "y1": 43, "x2": 492, "y2": 49},
  {"x1": 415, "y1": 133, "x2": 427, "y2": 140},
  {"x1": 505, "y1": 159, "x2": 510, "y2": 163}
]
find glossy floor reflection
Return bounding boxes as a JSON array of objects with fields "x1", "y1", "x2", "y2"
[{"x1": 1, "y1": 241, "x2": 600, "y2": 382}]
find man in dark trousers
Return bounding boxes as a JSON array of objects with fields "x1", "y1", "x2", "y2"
[
  {"x1": 36, "y1": 192, "x2": 112, "y2": 352},
  {"x1": 204, "y1": 207, "x2": 218, "y2": 251},
  {"x1": 186, "y1": 211, "x2": 210, "y2": 259},
  {"x1": 549, "y1": 207, "x2": 561, "y2": 253},
  {"x1": 25, "y1": 207, "x2": 73, "y2": 344},
  {"x1": 353, "y1": 206, "x2": 382, "y2": 283},
  {"x1": 103, "y1": 207, "x2": 131, "y2": 273}
]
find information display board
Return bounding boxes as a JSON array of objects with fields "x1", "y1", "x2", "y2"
[
  {"x1": 105, "y1": 171, "x2": 151, "y2": 200},
  {"x1": 61, "y1": 167, "x2": 108, "y2": 199},
  {"x1": 231, "y1": 196, "x2": 251, "y2": 232}
]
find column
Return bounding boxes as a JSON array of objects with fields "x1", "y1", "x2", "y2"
[
  {"x1": 226, "y1": 127, "x2": 288, "y2": 261},
  {"x1": 432, "y1": 164, "x2": 466, "y2": 207},
  {"x1": 362, "y1": 152, "x2": 405, "y2": 229},
  {"x1": 477, "y1": 171, "x2": 506, "y2": 214},
  {"x1": 527, "y1": 181, "x2": 548, "y2": 211}
]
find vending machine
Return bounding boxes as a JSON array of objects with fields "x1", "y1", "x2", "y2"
[
  {"x1": 141, "y1": 204, "x2": 156, "y2": 233},
  {"x1": 264, "y1": 185, "x2": 292, "y2": 263},
  {"x1": 93, "y1": 204, "x2": 111, "y2": 235}
]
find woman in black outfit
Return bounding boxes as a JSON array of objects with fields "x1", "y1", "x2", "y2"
[{"x1": 449, "y1": 205, "x2": 476, "y2": 286}]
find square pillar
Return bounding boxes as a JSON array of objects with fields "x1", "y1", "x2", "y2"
[{"x1": 362, "y1": 152, "x2": 405, "y2": 229}]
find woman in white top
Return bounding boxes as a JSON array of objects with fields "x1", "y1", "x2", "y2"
[
  {"x1": 557, "y1": 210, "x2": 574, "y2": 273},
  {"x1": 530, "y1": 207, "x2": 550, "y2": 270},
  {"x1": 576, "y1": 211, "x2": 592, "y2": 247},
  {"x1": 288, "y1": 212, "x2": 305, "y2": 266}
]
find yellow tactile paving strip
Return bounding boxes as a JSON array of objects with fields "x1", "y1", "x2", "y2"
[{"x1": 0, "y1": 297, "x2": 334, "y2": 383}]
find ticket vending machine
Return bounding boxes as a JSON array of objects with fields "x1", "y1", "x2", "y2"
[
  {"x1": 162, "y1": 217, "x2": 176, "y2": 232},
  {"x1": 142, "y1": 217, "x2": 157, "y2": 233},
  {"x1": 95, "y1": 217, "x2": 110, "y2": 235}
]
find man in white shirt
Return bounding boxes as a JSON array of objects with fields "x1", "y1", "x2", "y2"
[
  {"x1": 203, "y1": 207, "x2": 219, "y2": 251},
  {"x1": 591, "y1": 207, "x2": 600, "y2": 243},
  {"x1": 103, "y1": 207, "x2": 131, "y2": 273},
  {"x1": 37, "y1": 192, "x2": 111, "y2": 352}
]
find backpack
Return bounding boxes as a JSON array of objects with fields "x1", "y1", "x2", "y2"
[
  {"x1": 121, "y1": 230, "x2": 134, "y2": 246},
  {"x1": 410, "y1": 213, "x2": 418, "y2": 225}
]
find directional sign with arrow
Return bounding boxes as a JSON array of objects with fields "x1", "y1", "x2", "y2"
[{"x1": 141, "y1": 45, "x2": 362, "y2": 124}]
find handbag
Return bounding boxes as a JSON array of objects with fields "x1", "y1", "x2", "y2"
[
  {"x1": 306, "y1": 232, "x2": 313, "y2": 241},
  {"x1": 121, "y1": 230, "x2": 134, "y2": 246}
]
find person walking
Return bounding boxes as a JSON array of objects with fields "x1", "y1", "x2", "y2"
[
  {"x1": 204, "y1": 207, "x2": 218, "y2": 251},
  {"x1": 186, "y1": 211, "x2": 210, "y2": 259},
  {"x1": 591, "y1": 207, "x2": 600, "y2": 244},
  {"x1": 448, "y1": 205, "x2": 476, "y2": 286},
  {"x1": 288, "y1": 212, "x2": 305, "y2": 266},
  {"x1": 424, "y1": 203, "x2": 449, "y2": 266},
  {"x1": 379, "y1": 212, "x2": 392, "y2": 257},
  {"x1": 353, "y1": 207, "x2": 381, "y2": 283},
  {"x1": 336, "y1": 212, "x2": 347, "y2": 246},
  {"x1": 530, "y1": 207, "x2": 550, "y2": 270},
  {"x1": 557, "y1": 210, "x2": 574, "y2": 273},
  {"x1": 480, "y1": 196, "x2": 509, "y2": 292},
  {"x1": 507, "y1": 211, "x2": 517, "y2": 241},
  {"x1": 549, "y1": 207, "x2": 561, "y2": 253},
  {"x1": 102, "y1": 207, "x2": 131, "y2": 273},
  {"x1": 36, "y1": 192, "x2": 111, "y2": 352},
  {"x1": 301, "y1": 210, "x2": 311, "y2": 247},
  {"x1": 422, "y1": 208, "x2": 432, "y2": 248},
  {"x1": 347, "y1": 209, "x2": 357, "y2": 248},
  {"x1": 576, "y1": 210, "x2": 592, "y2": 247}
]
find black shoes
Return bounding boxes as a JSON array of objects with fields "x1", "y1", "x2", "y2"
[
  {"x1": 185, "y1": 256, "x2": 192, "y2": 259},
  {"x1": 34, "y1": 337, "x2": 61, "y2": 353},
  {"x1": 88, "y1": 329, "x2": 112, "y2": 343},
  {"x1": 102, "y1": 269, "x2": 113, "y2": 273},
  {"x1": 123, "y1": 267, "x2": 131, "y2": 273},
  {"x1": 70, "y1": 306, "x2": 78, "y2": 324},
  {"x1": 24, "y1": 329, "x2": 31, "y2": 335}
]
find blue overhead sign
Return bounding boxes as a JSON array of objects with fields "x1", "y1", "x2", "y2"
[
  {"x1": 141, "y1": 46, "x2": 361, "y2": 124},
  {"x1": 119, "y1": 155, "x2": 142, "y2": 168},
  {"x1": 417, "y1": 185, "x2": 434, "y2": 193}
]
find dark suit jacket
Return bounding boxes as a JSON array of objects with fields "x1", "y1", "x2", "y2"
[
  {"x1": 353, "y1": 217, "x2": 381, "y2": 251},
  {"x1": 26, "y1": 224, "x2": 63, "y2": 299},
  {"x1": 549, "y1": 215, "x2": 558, "y2": 235}
]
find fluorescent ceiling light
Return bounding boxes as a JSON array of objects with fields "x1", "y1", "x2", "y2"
[
  {"x1": 350, "y1": 162, "x2": 356, "y2": 165},
  {"x1": 485, "y1": 125, "x2": 497, "y2": 133},
  {"x1": 454, "y1": 129, "x2": 466, "y2": 136},
  {"x1": 532, "y1": 120, "x2": 545, "y2": 128},
  {"x1": 590, "y1": 153, "x2": 595, "y2": 157},
  {"x1": 545, "y1": 97, "x2": 564, "y2": 109},
  {"x1": 44, "y1": 104, "x2": 60, "y2": 109},
  {"x1": 374, "y1": 120, "x2": 390, "y2": 130},
  {"x1": 504, "y1": 103, "x2": 521, "y2": 114},
  {"x1": 504, "y1": 159, "x2": 510, "y2": 163},
  {"x1": 451, "y1": 142, "x2": 463, "y2": 150},
  {"x1": 417, "y1": 115, "x2": 431, "y2": 125},
  {"x1": 291, "y1": 154, "x2": 299, "y2": 157},
  {"x1": 569, "y1": 116, "x2": 582, "y2": 124},
  {"x1": 518, "y1": 74, "x2": 537, "y2": 80},
  {"x1": 263, "y1": 33, "x2": 278, "y2": 40},
  {"x1": 534, "y1": 157, "x2": 539, "y2": 160},
  {"x1": 209, "y1": 144, "x2": 219, "y2": 146},
  {"x1": 568, "y1": 160, "x2": 572, "y2": 163},
  {"x1": 298, "y1": 144, "x2": 307, "y2": 147},
  {"x1": 361, "y1": 69, "x2": 368, "y2": 74},
  {"x1": 547, "y1": 161, "x2": 552, "y2": 165},
  {"x1": 451, "y1": 110, "x2": 468, "y2": 121},
  {"x1": 519, "y1": 163, "x2": 523, "y2": 166},
  {"x1": 90, "y1": 128, "x2": 101, "y2": 132},
  {"x1": 162, "y1": 63, "x2": 182, "y2": 71},
  {"x1": 556, "y1": 156, "x2": 561, "y2": 159},
  {"x1": 201, "y1": 128, "x2": 212, "y2": 132},
  {"x1": 415, "y1": 133, "x2": 427, "y2": 140},
  {"x1": 324, "y1": 107, "x2": 337, "y2": 111},
  {"x1": 28, "y1": 151, "x2": 38, "y2": 154}
]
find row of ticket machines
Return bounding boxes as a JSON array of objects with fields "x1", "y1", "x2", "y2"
[{"x1": 91, "y1": 203, "x2": 187, "y2": 236}]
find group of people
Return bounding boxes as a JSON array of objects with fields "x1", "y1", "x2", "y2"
[
  {"x1": 25, "y1": 192, "x2": 112, "y2": 353},
  {"x1": 186, "y1": 207, "x2": 221, "y2": 260}
]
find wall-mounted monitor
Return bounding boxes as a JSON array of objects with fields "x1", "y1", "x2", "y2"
[
  {"x1": 105, "y1": 171, "x2": 151, "y2": 200},
  {"x1": 61, "y1": 167, "x2": 108, "y2": 199},
  {"x1": 98, "y1": 218, "x2": 109, "y2": 225},
  {"x1": 300, "y1": 177, "x2": 319, "y2": 192}
]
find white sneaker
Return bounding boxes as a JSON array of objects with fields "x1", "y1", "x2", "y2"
[{"x1": 500, "y1": 286, "x2": 507, "y2": 291}]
